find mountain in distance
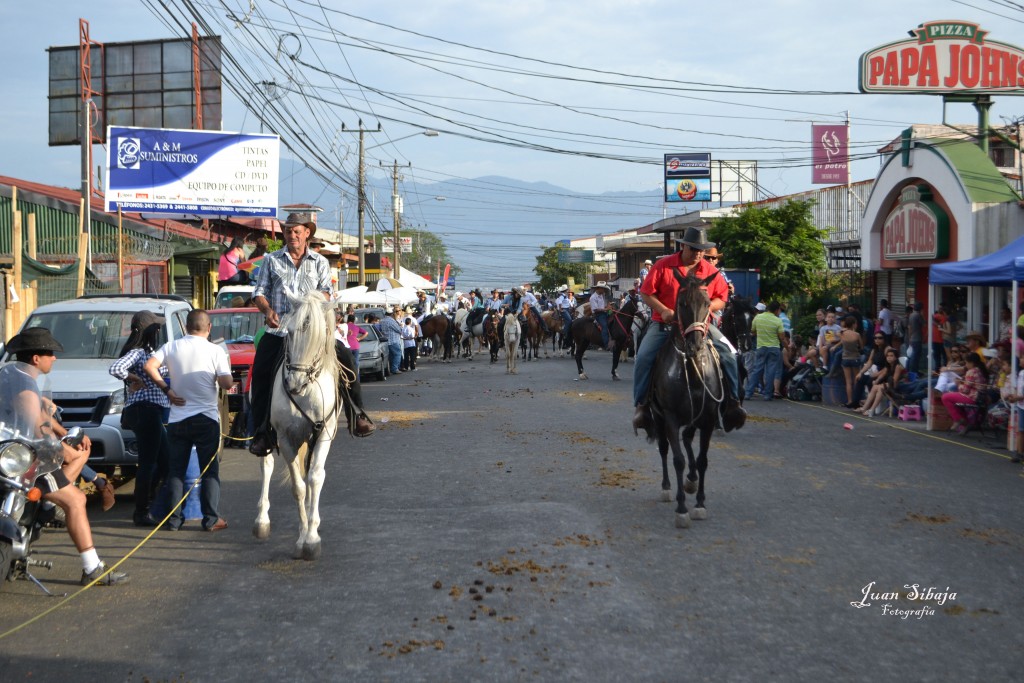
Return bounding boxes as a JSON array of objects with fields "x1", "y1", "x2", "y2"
[{"x1": 279, "y1": 167, "x2": 669, "y2": 290}]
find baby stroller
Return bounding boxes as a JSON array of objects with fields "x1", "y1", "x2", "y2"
[{"x1": 786, "y1": 363, "x2": 823, "y2": 401}]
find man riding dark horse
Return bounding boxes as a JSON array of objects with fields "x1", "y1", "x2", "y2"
[{"x1": 631, "y1": 227, "x2": 747, "y2": 434}]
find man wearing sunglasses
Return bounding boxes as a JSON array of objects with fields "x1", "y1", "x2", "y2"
[{"x1": 703, "y1": 247, "x2": 735, "y2": 298}]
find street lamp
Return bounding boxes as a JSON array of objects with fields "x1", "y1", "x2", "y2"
[{"x1": 340, "y1": 124, "x2": 439, "y2": 285}]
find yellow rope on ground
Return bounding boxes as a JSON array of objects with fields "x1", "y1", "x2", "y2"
[{"x1": 793, "y1": 399, "x2": 1016, "y2": 460}]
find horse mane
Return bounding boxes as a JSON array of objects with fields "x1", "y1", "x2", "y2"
[{"x1": 283, "y1": 291, "x2": 340, "y2": 380}]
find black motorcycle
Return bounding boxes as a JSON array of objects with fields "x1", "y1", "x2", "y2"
[{"x1": 0, "y1": 419, "x2": 83, "y2": 594}]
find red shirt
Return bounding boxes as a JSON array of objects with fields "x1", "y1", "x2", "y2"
[{"x1": 639, "y1": 252, "x2": 728, "y2": 324}]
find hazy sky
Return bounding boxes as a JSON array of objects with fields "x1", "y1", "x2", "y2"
[{"x1": 4, "y1": 1, "x2": 1024, "y2": 286}]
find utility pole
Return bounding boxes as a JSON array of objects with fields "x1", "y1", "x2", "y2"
[
  {"x1": 341, "y1": 120, "x2": 380, "y2": 286},
  {"x1": 382, "y1": 159, "x2": 410, "y2": 276}
]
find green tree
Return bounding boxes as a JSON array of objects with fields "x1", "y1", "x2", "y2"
[
  {"x1": 534, "y1": 245, "x2": 593, "y2": 291},
  {"x1": 708, "y1": 199, "x2": 827, "y2": 302}
]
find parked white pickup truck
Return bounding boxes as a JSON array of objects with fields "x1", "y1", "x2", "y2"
[{"x1": 0, "y1": 294, "x2": 193, "y2": 483}]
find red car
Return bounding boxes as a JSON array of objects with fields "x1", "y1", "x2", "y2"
[{"x1": 208, "y1": 307, "x2": 264, "y2": 412}]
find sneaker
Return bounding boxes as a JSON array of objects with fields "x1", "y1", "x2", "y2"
[{"x1": 81, "y1": 562, "x2": 130, "y2": 586}]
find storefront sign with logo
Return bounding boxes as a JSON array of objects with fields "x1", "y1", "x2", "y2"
[
  {"x1": 105, "y1": 126, "x2": 280, "y2": 216},
  {"x1": 882, "y1": 185, "x2": 950, "y2": 260},
  {"x1": 664, "y1": 153, "x2": 712, "y2": 202},
  {"x1": 812, "y1": 124, "x2": 848, "y2": 184},
  {"x1": 859, "y1": 21, "x2": 1024, "y2": 94}
]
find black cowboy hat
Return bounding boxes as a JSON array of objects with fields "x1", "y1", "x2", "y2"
[
  {"x1": 6, "y1": 327, "x2": 64, "y2": 354},
  {"x1": 282, "y1": 211, "x2": 317, "y2": 237},
  {"x1": 130, "y1": 310, "x2": 165, "y2": 332},
  {"x1": 674, "y1": 226, "x2": 715, "y2": 251}
]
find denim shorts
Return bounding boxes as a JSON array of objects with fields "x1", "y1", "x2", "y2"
[{"x1": 841, "y1": 359, "x2": 861, "y2": 368}]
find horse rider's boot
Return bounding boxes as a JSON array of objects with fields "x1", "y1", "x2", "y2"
[
  {"x1": 249, "y1": 429, "x2": 275, "y2": 457},
  {"x1": 355, "y1": 413, "x2": 375, "y2": 437},
  {"x1": 722, "y1": 397, "x2": 747, "y2": 433},
  {"x1": 632, "y1": 403, "x2": 652, "y2": 436}
]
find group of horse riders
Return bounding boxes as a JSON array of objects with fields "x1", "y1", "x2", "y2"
[{"x1": 410, "y1": 279, "x2": 644, "y2": 358}]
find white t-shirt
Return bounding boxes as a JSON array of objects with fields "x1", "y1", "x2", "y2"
[
  {"x1": 402, "y1": 322, "x2": 418, "y2": 349},
  {"x1": 335, "y1": 322, "x2": 351, "y2": 347},
  {"x1": 152, "y1": 335, "x2": 232, "y2": 424}
]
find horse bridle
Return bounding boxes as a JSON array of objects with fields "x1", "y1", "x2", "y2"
[{"x1": 282, "y1": 328, "x2": 341, "y2": 438}]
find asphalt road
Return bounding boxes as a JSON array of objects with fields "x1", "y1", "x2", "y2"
[{"x1": 1, "y1": 348, "x2": 1022, "y2": 682}]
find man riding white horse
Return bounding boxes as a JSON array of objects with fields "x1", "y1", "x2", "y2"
[
  {"x1": 248, "y1": 212, "x2": 374, "y2": 456},
  {"x1": 632, "y1": 227, "x2": 747, "y2": 434}
]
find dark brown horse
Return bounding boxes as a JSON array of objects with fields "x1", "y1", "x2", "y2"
[
  {"x1": 569, "y1": 295, "x2": 638, "y2": 380},
  {"x1": 419, "y1": 314, "x2": 453, "y2": 363},
  {"x1": 484, "y1": 313, "x2": 501, "y2": 363},
  {"x1": 643, "y1": 270, "x2": 722, "y2": 529},
  {"x1": 521, "y1": 306, "x2": 544, "y2": 361}
]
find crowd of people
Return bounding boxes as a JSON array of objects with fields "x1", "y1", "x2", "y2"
[{"x1": 745, "y1": 296, "x2": 1024, "y2": 461}]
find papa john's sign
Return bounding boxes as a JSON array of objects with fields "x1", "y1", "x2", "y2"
[
  {"x1": 859, "y1": 21, "x2": 1024, "y2": 93},
  {"x1": 883, "y1": 185, "x2": 950, "y2": 261}
]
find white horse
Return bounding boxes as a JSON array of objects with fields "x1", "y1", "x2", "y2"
[
  {"x1": 504, "y1": 312, "x2": 522, "y2": 374},
  {"x1": 454, "y1": 308, "x2": 485, "y2": 360},
  {"x1": 253, "y1": 291, "x2": 341, "y2": 561}
]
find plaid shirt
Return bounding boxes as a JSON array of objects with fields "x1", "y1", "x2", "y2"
[
  {"x1": 108, "y1": 348, "x2": 169, "y2": 408},
  {"x1": 252, "y1": 247, "x2": 333, "y2": 337},
  {"x1": 381, "y1": 316, "x2": 404, "y2": 345}
]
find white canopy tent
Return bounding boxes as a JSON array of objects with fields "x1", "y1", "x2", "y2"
[
  {"x1": 398, "y1": 266, "x2": 438, "y2": 290},
  {"x1": 335, "y1": 285, "x2": 420, "y2": 307}
]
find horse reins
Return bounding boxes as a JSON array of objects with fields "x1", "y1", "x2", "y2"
[{"x1": 282, "y1": 329, "x2": 343, "y2": 443}]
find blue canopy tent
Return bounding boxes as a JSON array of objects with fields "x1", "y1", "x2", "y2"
[
  {"x1": 928, "y1": 235, "x2": 1024, "y2": 440},
  {"x1": 929, "y1": 235, "x2": 1024, "y2": 286}
]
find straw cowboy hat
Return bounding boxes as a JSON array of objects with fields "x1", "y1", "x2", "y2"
[
  {"x1": 5, "y1": 327, "x2": 64, "y2": 354},
  {"x1": 557, "y1": 284, "x2": 568, "y2": 292},
  {"x1": 283, "y1": 211, "x2": 317, "y2": 237},
  {"x1": 593, "y1": 281, "x2": 611, "y2": 293},
  {"x1": 674, "y1": 226, "x2": 715, "y2": 251},
  {"x1": 965, "y1": 330, "x2": 987, "y2": 345}
]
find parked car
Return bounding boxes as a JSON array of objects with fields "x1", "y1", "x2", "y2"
[
  {"x1": 351, "y1": 307, "x2": 387, "y2": 324},
  {"x1": 355, "y1": 322, "x2": 390, "y2": 381},
  {"x1": 214, "y1": 285, "x2": 255, "y2": 310},
  {"x1": 0, "y1": 294, "x2": 193, "y2": 483},
  {"x1": 207, "y1": 307, "x2": 264, "y2": 412}
]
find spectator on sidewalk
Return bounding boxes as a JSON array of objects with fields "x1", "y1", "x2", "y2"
[
  {"x1": 941, "y1": 352, "x2": 990, "y2": 435},
  {"x1": 144, "y1": 310, "x2": 233, "y2": 532},
  {"x1": 382, "y1": 308, "x2": 405, "y2": 374},
  {"x1": 746, "y1": 301, "x2": 786, "y2": 401}
]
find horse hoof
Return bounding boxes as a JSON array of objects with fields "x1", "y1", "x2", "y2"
[
  {"x1": 301, "y1": 542, "x2": 322, "y2": 561},
  {"x1": 660, "y1": 489, "x2": 673, "y2": 503},
  {"x1": 691, "y1": 507, "x2": 708, "y2": 521},
  {"x1": 683, "y1": 478, "x2": 697, "y2": 495},
  {"x1": 612, "y1": 374, "x2": 620, "y2": 381},
  {"x1": 579, "y1": 373, "x2": 588, "y2": 380},
  {"x1": 675, "y1": 512, "x2": 691, "y2": 529},
  {"x1": 252, "y1": 522, "x2": 271, "y2": 540}
]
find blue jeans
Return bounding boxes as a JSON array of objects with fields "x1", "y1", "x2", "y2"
[
  {"x1": 746, "y1": 347, "x2": 782, "y2": 399},
  {"x1": 389, "y1": 341, "x2": 403, "y2": 372},
  {"x1": 165, "y1": 414, "x2": 221, "y2": 530},
  {"x1": 633, "y1": 322, "x2": 739, "y2": 405},
  {"x1": 560, "y1": 310, "x2": 572, "y2": 338},
  {"x1": 594, "y1": 311, "x2": 609, "y2": 348},
  {"x1": 908, "y1": 341, "x2": 923, "y2": 374}
]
